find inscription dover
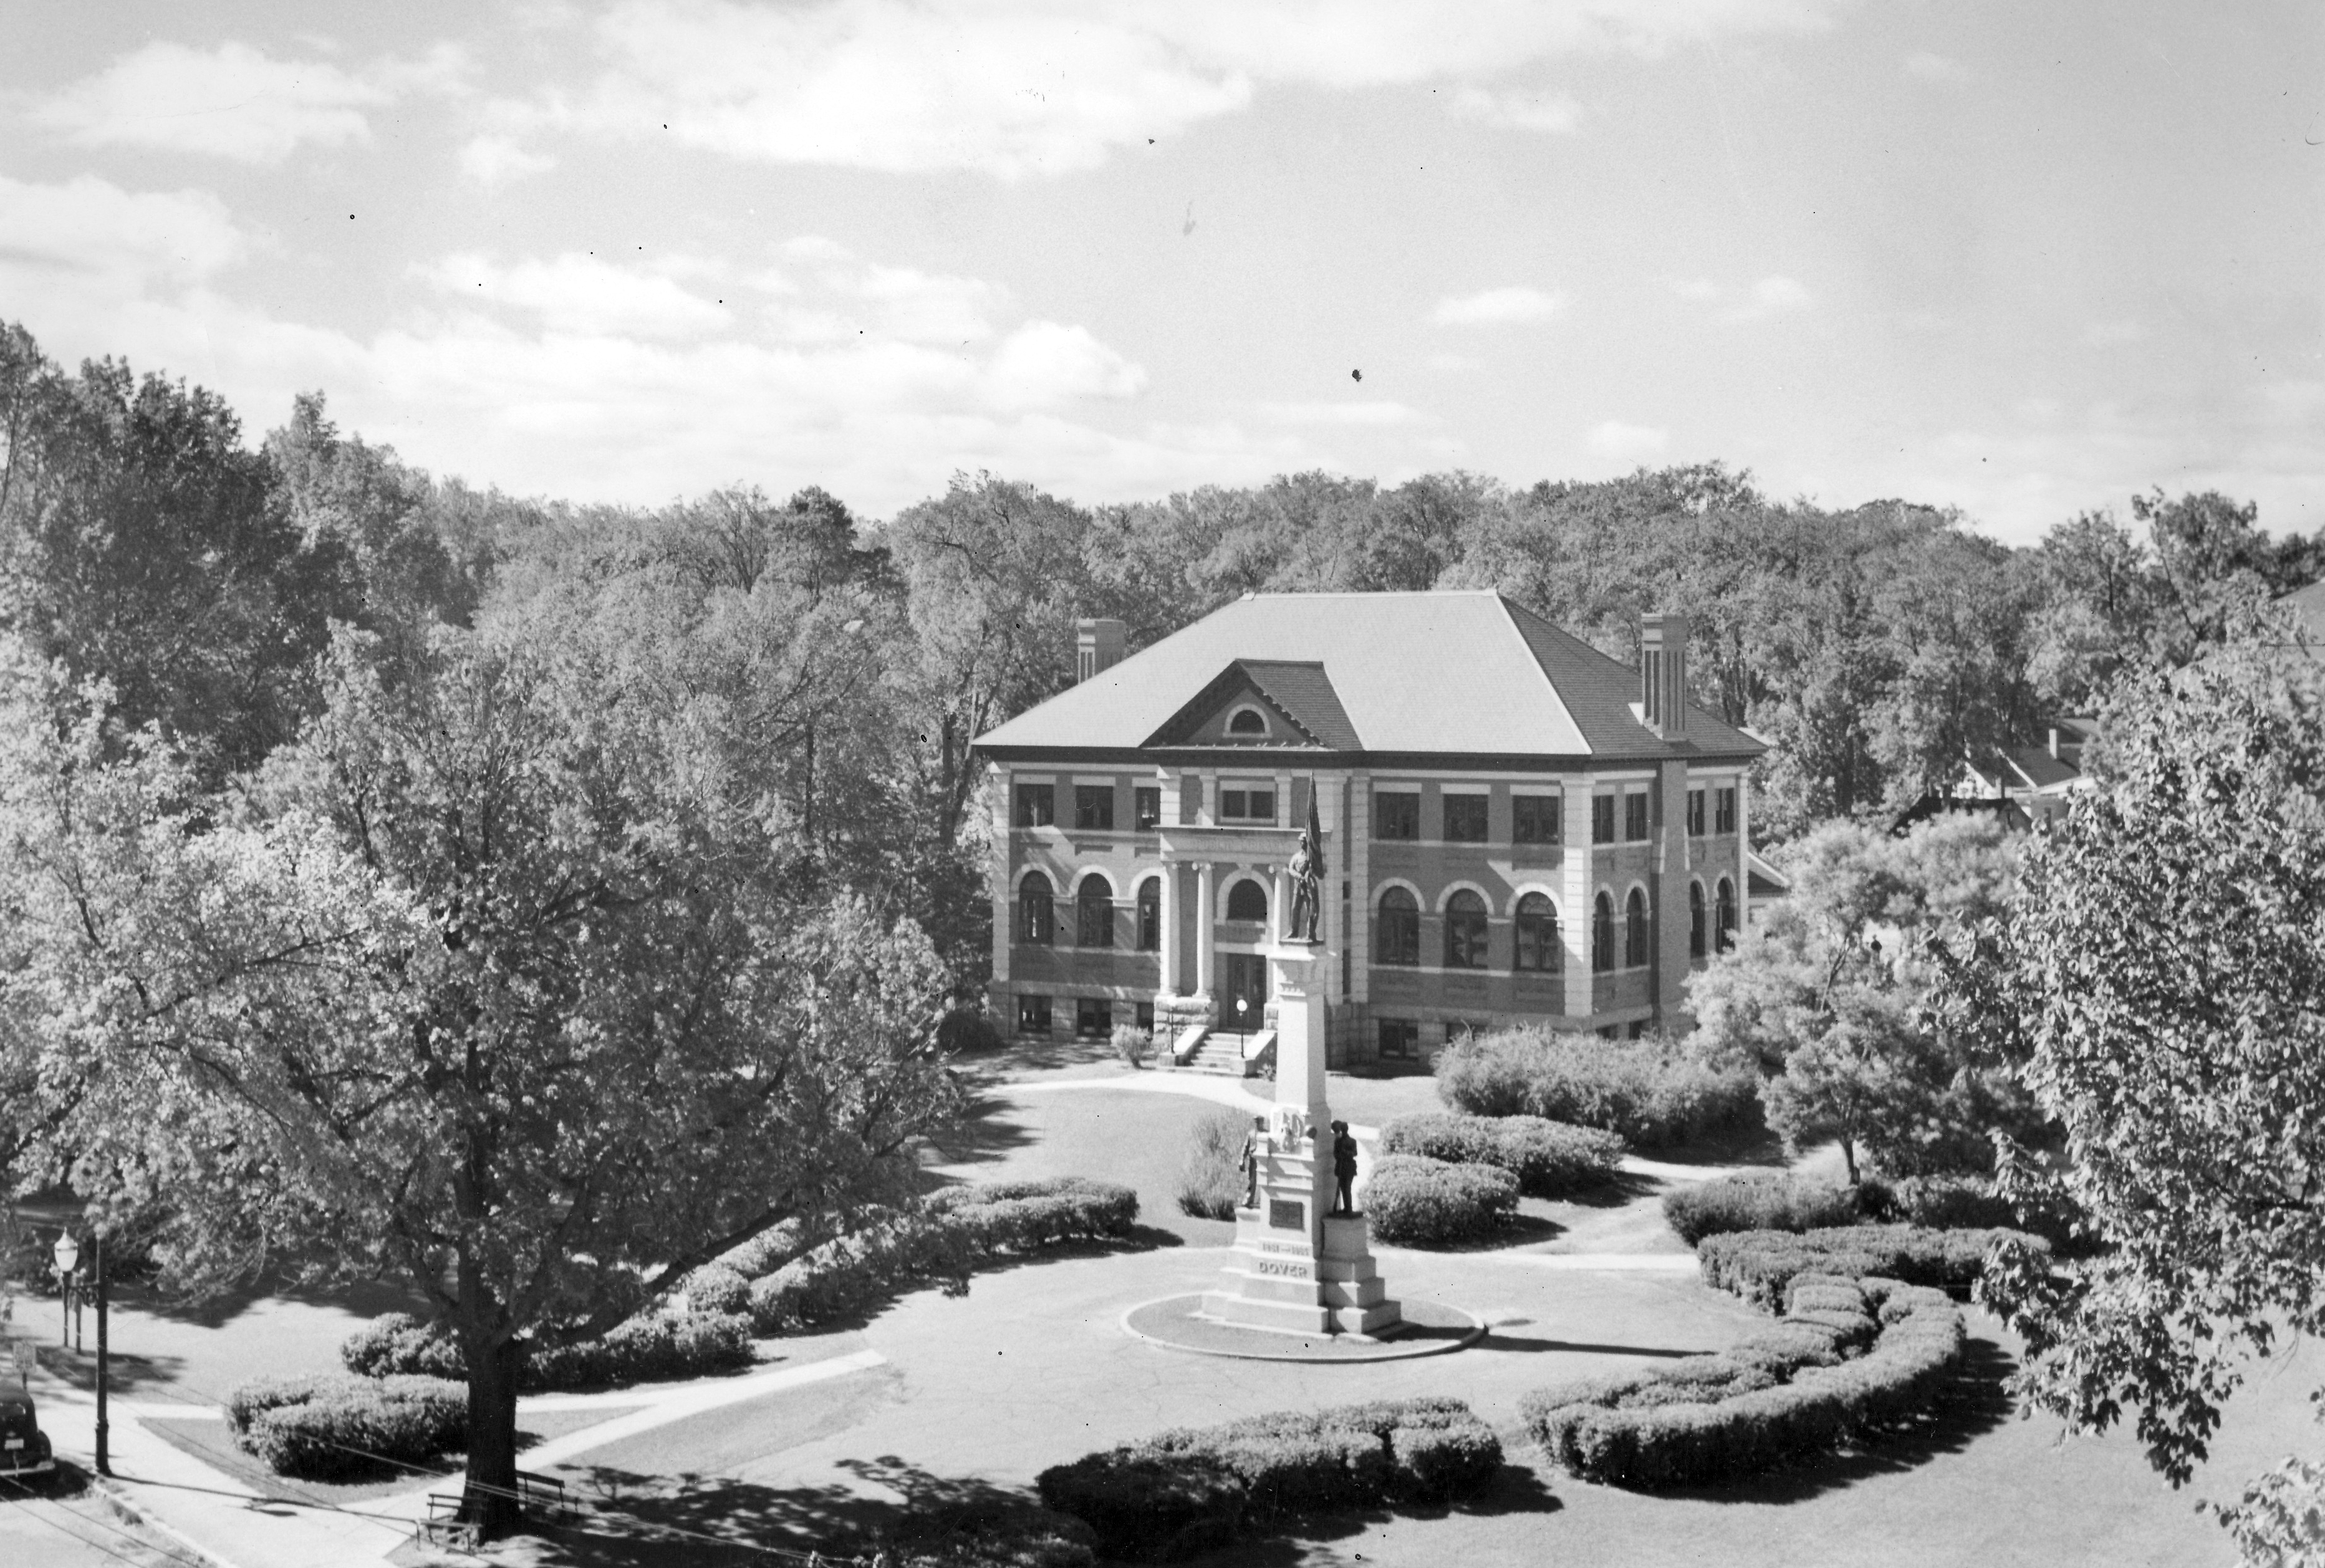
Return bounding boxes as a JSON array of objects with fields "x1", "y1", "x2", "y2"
[{"x1": 1255, "y1": 1259, "x2": 1308, "y2": 1278}]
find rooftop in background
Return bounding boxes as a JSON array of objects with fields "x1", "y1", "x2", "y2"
[
  {"x1": 2280, "y1": 580, "x2": 2325, "y2": 643},
  {"x1": 975, "y1": 590, "x2": 1763, "y2": 764}
]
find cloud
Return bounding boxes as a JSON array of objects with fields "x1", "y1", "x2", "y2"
[
  {"x1": 1448, "y1": 85, "x2": 1582, "y2": 133},
  {"x1": 1587, "y1": 420, "x2": 1670, "y2": 459},
  {"x1": 1258, "y1": 401, "x2": 1430, "y2": 426},
  {"x1": 475, "y1": 0, "x2": 1843, "y2": 179},
  {"x1": 0, "y1": 173, "x2": 247, "y2": 289},
  {"x1": 32, "y1": 41, "x2": 468, "y2": 164},
  {"x1": 1670, "y1": 273, "x2": 1812, "y2": 323},
  {"x1": 1902, "y1": 50, "x2": 1970, "y2": 85},
  {"x1": 1432, "y1": 286, "x2": 1567, "y2": 326},
  {"x1": 420, "y1": 253, "x2": 732, "y2": 339},
  {"x1": 2082, "y1": 319, "x2": 2147, "y2": 348},
  {"x1": 460, "y1": 135, "x2": 556, "y2": 184}
]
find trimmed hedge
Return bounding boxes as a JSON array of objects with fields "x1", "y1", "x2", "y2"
[
  {"x1": 1523, "y1": 1276, "x2": 1966, "y2": 1488},
  {"x1": 340, "y1": 1310, "x2": 755, "y2": 1392},
  {"x1": 1696, "y1": 1224, "x2": 2045, "y2": 1312},
  {"x1": 1362, "y1": 1155, "x2": 1518, "y2": 1246},
  {"x1": 750, "y1": 1180, "x2": 1141, "y2": 1333},
  {"x1": 1662, "y1": 1173, "x2": 1863, "y2": 1246},
  {"x1": 226, "y1": 1373, "x2": 466, "y2": 1481},
  {"x1": 714, "y1": 1216, "x2": 817, "y2": 1281},
  {"x1": 681, "y1": 1263, "x2": 751, "y2": 1317},
  {"x1": 1435, "y1": 1026, "x2": 1760, "y2": 1149},
  {"x1": 1037, "y1": 1398, "x2": 1501, "y2": 1562},
  {"x1": 1379, "y1": 1113, "x2": 1624, "y2": 1197}
]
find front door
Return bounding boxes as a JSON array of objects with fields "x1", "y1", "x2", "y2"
[{"x1": 1221, "y1": 953, "x2": 1269, "y2": 1035}]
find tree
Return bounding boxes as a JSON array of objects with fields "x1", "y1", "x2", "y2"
[
  {"x1": 1689, "y1": 815, "x2": 2029, "y2": 1182},
  {"x1": 0, "y1": 629, "x2": 961, "y2": 1536},
  {"x1": 1933, "y1": 614, "x2": 2325, "y2": 1565}
]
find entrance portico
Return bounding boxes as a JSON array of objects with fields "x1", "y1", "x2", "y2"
[{"x1": 1153, "y1": 823, "x2": 1308, "y2": 1038}]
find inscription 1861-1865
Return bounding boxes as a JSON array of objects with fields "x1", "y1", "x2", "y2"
[{"x1": 1268, "y1": 1199, "x2": 1305, "y2": 1231}]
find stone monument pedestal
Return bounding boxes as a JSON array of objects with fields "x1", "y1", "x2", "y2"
[{"x1": 1195, "y1": 939, "x2": 1403, "y2": 1339}]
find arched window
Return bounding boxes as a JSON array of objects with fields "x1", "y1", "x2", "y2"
[
  {"x1": 1689, "y1": 880, "x2": 1707, "y2": 961},
  {"x1": 1444, "y1": 889, "x2": 1490, "y2": 969},
  {"x1": 1225, "y1": 878, "x2": 1268, "y2": 923},
  {"x1": 1018, "y1": 871, "x2": 1054, "y2": 945},
  {"x1": 1377, "y1": 887, "x2": 1420, "y2": 966},
  {"x1": 1514, "y1": 893, "x2": 1559, "y2": 973},
  {"x1": 1136, "y1": 877, "x2": 1162, "y2": 951},
  {"x1": 1077, "y1": 873, "x2": 1114, "y2": 948},
  {"x1": 1625, "y1": 888, "x2": 1650, "y2": 968},
  {"x1": 1592, "y1": 891, "x2": 1615, "y2": 973},
  {"x1": 1716, "y1": 877, "x2": 1738, "y2": 952},
  {"x1": 1227, "y1": 707, "x2": 1267, "y2": 736}
]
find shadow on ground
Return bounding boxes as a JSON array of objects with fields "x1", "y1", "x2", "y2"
[{"x1": 1184, "y1": 1460, "x2": 1564, "y2": 1566}]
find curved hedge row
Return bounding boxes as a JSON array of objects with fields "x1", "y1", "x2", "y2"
[
  {"x1": 1435, "y1": 1026, "x2": 1760, "y2": 1149},
  {"x1": 1037, "y1": 1398, "x2": 1501, "y2": 1562},
  {"x1": 226, "y1": 1373, "x2": 466, "y2": 1481},
  {"x1": 1662, "y1": 1173, "x2": 1863, "y2": 1246},
  {"x1": 1522, "y1": 1275, "x2": 1965, "y2": 1488},
  {"x1": 1362, "y1": 1155, "x2": 1518, "y2": 1246},
  {"x1": 340, "y1": 1309, "x2": 754, "y2": 1392},
  {"x1": 1695, "y1": 1223, "x2": 2044, "y2": 1312},
  {"x1": 1379, "y1": 1113, "x2": 1624, "y2": 1197}
]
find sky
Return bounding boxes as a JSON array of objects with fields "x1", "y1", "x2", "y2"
[{"x1": 1, "y1": 0, "x2": 2319, "y2": 542}]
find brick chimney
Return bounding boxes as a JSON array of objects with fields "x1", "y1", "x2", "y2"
[
  {"x1": 1640, "y1": 612, "x2": 1688, "y2": 738},
  {"x1": 1076, "y1": 618, "x2": 1126, "y2": 683}
]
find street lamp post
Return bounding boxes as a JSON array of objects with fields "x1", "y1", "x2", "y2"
[
  {"x1": 50, "y1": 1234, "x2": 76, "y2": 1353},
  {"x1": 49, "y1": 1229, "x2": 109, "y2": 1476}
]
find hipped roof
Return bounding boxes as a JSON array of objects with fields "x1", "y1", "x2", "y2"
[{"x1": 975, "y1": 590, "x2": 1764, "y2": 764}]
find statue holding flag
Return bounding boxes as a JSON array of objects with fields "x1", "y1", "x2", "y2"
[{"x1": 1287, "y1": 791, "x2": 1325, "y2": 945}]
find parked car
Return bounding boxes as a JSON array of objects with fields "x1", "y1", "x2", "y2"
[{"x1": 0, "y1": 1387, "x2": 57, "y2": 1484}]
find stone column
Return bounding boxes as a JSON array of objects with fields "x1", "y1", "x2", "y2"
[
  {"x1": 1563, "y1": 777, "x2": 1595, "y2": 1021},
  {"x1": 1195, "y1": 860, "x2": 1216, "y2": 1001},
  {"x1": 1160, "y1": 860, "x2": 1181, "y2": 995},
  {"x1": 990, "y1": 766, "x2": 1012, "y2": 988}
]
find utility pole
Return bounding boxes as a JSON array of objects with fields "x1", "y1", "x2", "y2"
[{"x1": 94, "y1": 1233, "x2": 108, "y2": 1477}]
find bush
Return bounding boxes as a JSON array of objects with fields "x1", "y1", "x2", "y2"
[
  {"x1": 1379, "y1": 1113, "x2": 1624, "y2": 1197},
  {"x1": 1362, "y1": 1155, "x2": 1518, "y2": 1246},
  {"x1": 1696, "y1": 1224, "x2": 2046, "y2": 1313},
  {"x1": 715, "y1": 1216, "x2": 817, "y2": 1281},
  {"x1": 228, "y1": 1373, "x2": 466, "y2": 1481},
  {"x1": 938, "y1": 1006, "x2": 1003, "y2": 1054},
  {"x1": 889, "y1": 1500, "x2": 1099, "y2": 1567},
  {"x1": 1522, "y1": 1279, "x2": 1965, "y2": 1488},
  {"x1": 1113, "y1": 1023, "x2": 1152, "y2": 1069},
  {"x1": 682, "y1": 1263, "x2": 751, "y2": 1316},
  {"x1": 1177, "y1": 1107, "x2": 1254, "y2": 1221},
  {"x1": 1435, "y1": 1026, "x2": 1760, "y2": 1149},
  {"x1": 1037, "y1": 1398, "x2": 1499, "y2": 1561},
  {"x1": 340, "y1": 1309, "x2": 754, "y2": 1392},
  {"x1": 1662, "y1": 1172, "x2": 1863, "y2": 1246}
]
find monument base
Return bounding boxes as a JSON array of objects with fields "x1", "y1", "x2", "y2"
[{"x1": 1196, "y1": 1150, "x2": 1402, "y2": 1339}]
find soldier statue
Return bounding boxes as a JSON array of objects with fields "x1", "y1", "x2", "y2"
[
  {"x1": 1287, "y1": 792, "x2": 1326, "y2": 943},
  {"x1": 1331, "y1": 1120, "x2": 1360, "y2": 1215},
  {"x1": 1240, "y1": 1115, "x2": 1266, "y2": 1209}
]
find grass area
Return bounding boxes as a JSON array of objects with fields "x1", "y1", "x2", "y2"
[{"x1": 142, "y1": 1404, "x2": 635, "y2": 1504}]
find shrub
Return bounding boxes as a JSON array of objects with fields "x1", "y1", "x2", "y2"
[
  {"x1": 1379, "y1": 1113, "x2": 1624, "y2": 1197},
  {"x1": 889, "y1": 1500, "x2": 1099, "y2": 1568},
  {"x1": 1037, "y1": 1398, "x2": 1499, "y2": 1561},
  {"x1": 1362, "y1": 1155, "x2": 1518, "y2": 1246},
  {"x1": 1435, "y1": 1026, "x2": 1760, "y2": 1149},
  {"x1": 228, "y1": 1373, "x2": 466, "y2": 1481},
  {"x1": 1696, "y1": 1224, "x2": 2048, "y2": 1312},
  {"x1": 682, "y1": 1263, "x2": 751, "y2": 1316},
  {"x1": 1178, "y1": 1107, "x2": 1254, "y2": 1221},
  {"x1": 716, "y1": 1216, "x2": 817, "y2": 1281},
  {"x1": 1663, "y1": 1173, "x2": 1863, "y2": 1246},
  {"x1": 1522, "y1": 1280, "x2": 1966, "y2": 1488},
  {"x1": 938, "y1": 1006, "x2": 1003, "y2": 1054},
  {"x1": 341, "y1": 1310, "x2": 754, "y2": 1391},
  {"x1": 1113, "y1": 1024, "x2": 1152, "y2": 1069}
]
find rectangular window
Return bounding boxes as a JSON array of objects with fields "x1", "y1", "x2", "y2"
[
  {"x1": 1687, "y1": 788, "x2": 1706, "y2": 837},
  {"x1": 1379, "y1": 1019, "x2": 1420, "y2": 1061},
  {"x1": 1135, "y1": 1001, "x2": 1155, "y2": 1031},
  {"x1": 1014, "y1": 783, "x2": 1054, "y2": 828},
  {"x1": 1374, "y1": 791, "x2": 1420, "y2": 840},
  {"x1": 1075, "y1": 996, "x2": 1112, "y2": 1039},
  {"x1": 1134, "y1": 786, "x2": 1161, "y2": 830},
  {"x1": 1220, "y1": 787, "x2": 1277, "y2": 824},
  {"x1": 1513, "y1": 794, "x2": 1561, "y2": 845},
  {"x1": 1074, "y1": 784, "x2": 1114, "y2": 831},
  {"x1": 1624, "y1": 792, "x2": 1650, "y2": 842},
  {"x1": 1443, "y1": 794, "x2": 1488, "y2": 844},
  {"x1": 1716, "y1": 786, "x2": 1738, "y2": 834},
  {"x1": 1592, "y1": 794, "x2": 1616, "y2": 845},
  {"x1": 1016, "y1": 993, "x2": 1052, "y2": 1034}
]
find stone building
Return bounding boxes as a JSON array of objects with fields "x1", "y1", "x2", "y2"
[{"x1": 971, "y1": 590, "x2": 1764, "y2": 1070}]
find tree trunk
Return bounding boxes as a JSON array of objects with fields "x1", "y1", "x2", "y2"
[
  {"x1": 460, "y1": 1335, "x2": 524, "y2": 1539},
  {"x1": 1839, "y1": 1135, "x2": 1860, "y2": 1187}
]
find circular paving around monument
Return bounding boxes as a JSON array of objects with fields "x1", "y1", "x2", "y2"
[{"x1": 1121, "y1": 1294, "x2": 1485, "y2": 1362}]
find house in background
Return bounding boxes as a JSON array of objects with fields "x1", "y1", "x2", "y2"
[
  {"x1": 971, "y1": 590, "x2": 1764, "y2": 1072},
  {"x1": 1892, "y1": 718, "x2": 2098, "y2": 835}
]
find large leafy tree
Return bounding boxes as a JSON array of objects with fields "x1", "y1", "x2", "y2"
[
  {"x1": 0, "y1": 627, "x2": 960, "y2": 1535},
  {"x1": 1690, "y1": 814, "x2": 2031, "y2": 1182},
  {"x1": 1936, "y1": 615, "x2": 2325, "y2": 1565}
]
